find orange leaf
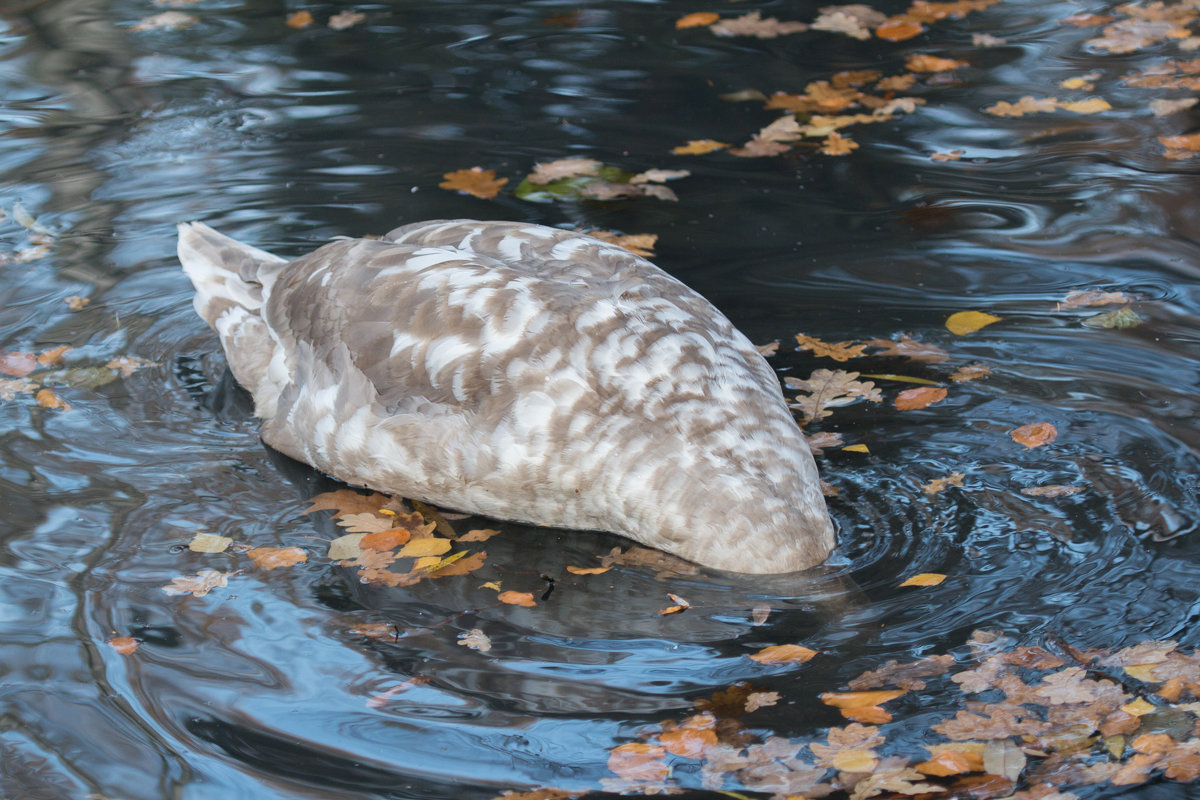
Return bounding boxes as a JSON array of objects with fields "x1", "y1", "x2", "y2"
[
  {"x1": 841, "y1": 705, "x2": 892, "y2": 723},
  {"x1": 0, "y1": 351, "x2": 36, "y2": 377},
  {"x1": 246, "y1": 546, "x2": 308, "y2": 570},
  {"x1": 676, "y1": 11, "x2": 720, "y2": 29},
  {"x1": 900, "y1": 572, "x2": 945, "y2": 587},
  {"x1": 820, "y1": 689, "x2": 907, "y2": 708},
  {"x1": 108, "y1": 636, "x2": 140, "y2": 655},
  {"x1": 659, "y1": 728, "x2": 718, "y2": 758},
  {"x1": 895, "y1": 386, "x2": 947, "y2": 410},
  {"x1": 37, "y1": 345, "x2": 71, "y2": 366},
  {"x1": 1011, "y1": 422, "x2": 1057, "y2": 448},
  {"x1": 671, "y1": 139, "x2": 729, "y2": 155},
  {"x1": 877, "y1": 19, "x2": 923, "y2": 41},
  {"x1": 945, "y1": 310, "x2": 1002, "y2": 335},
  {"x1": 917, "y1": 749, "x2": 981, "y2": 776},
  {"x1": 749, "y1": 644, "x2": 818, "y2": 664},
  {"x1": 360, "y1": 528, "x2": 412, "y2": 551},
  {"x1": 906, "y1": 54, "x2": 969, "y2": 72},
  {"x1": 439, "y1": 167, "x2": 508, "y2": 199},
  {"x1": 498, "y1": 590, "x2": 536, "y2": 607},
  {"x1": 285, "y1": 10, "x2": 313, "y2": 28},
  {"x1": 566, "y1": 565, "x2": 611, "y2": 575},
  {"x1": 35, "y1": 388, "x2": 70, "y2": 410},
  {"x1": 608, "y1": 743, "x2": 668, "y2": 782},
  {"x1": 1159, "y1": 133, "x2": 1200, "y2": 152}
]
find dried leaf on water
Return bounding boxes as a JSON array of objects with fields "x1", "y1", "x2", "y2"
[
  {"x1": 794, "y1": 333, "x2": 868, "y2": 361},
  {"x1": 895, "y1": 386, "x2": 947, "y2": 410},
  {"x1": 950, "y1": 362, "x2": 991, "y2": 382},
  {"x1": 35, "y1": 388, "x2": 70, "y2": 410},
  {"x1": 1083, "y1": 306, "x2": 1142, "y2": 328},
  {"x1": 945, "y1": 310, "x2": 1002, "y2": 335},
  {"x1": 749, "y1": 644, "x2": 818, "y2": 665},
  {"x1": 246, "y1": 546, "x2": 307, "y2": 570},
  {"x1": 923, "y1": 472, "x2": 964, "y2": 494},
  {"x1": 498, "y1": 590, "x2": 536, "y2": 607},
  {"x1": 162, "y1": 568, "x2": 238, "y2": 597},
  {"x1": 675, "y1": 12, "x2": 720, "y2": 29},
  {"x1": 108, "y1": 636, "x2": 140, "y2": 655},
  {"x1": 900, "y1": 572, "x2": 946, "y2": 587},
  {"x1": 458, "y1": 628, "x2": 492, "y2": 652},
  {"x1": 671, "y1": 139, "x2": 728, "y2": 155},
  {"x1": 786, "y1": 369, "x2": 882, "y2": 423},
  {"x1": 1012, "y1": 422, "x2": 1058, "y2": 448},
  {"x1": 285, "y1": 11, "x2": 313, "y2": 28},
  {"x1": 439, "y1": 167, "x2": 508, "y2": 199},
  {"x1": 711, "y1": 11, "x2": 807, "y2": 38},
  {"x1": 189, "y1": 532, "x2": 233, "y2": 553}
]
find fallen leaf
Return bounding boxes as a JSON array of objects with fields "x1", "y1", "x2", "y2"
[
  {"x1": 285, "y1": 10, "x2": 313, "y2": 28},
  {"x1": 630, "y1": 168, "x2": 690, "y2": 184},
  {"x1": 751, "y1": 605, "x2": 771, "y2": 625},
  {"x1": 327, "y1": 533, "x2": 366, "y2": 561},
  {"x1": 950, "y1": 362, "x2": 991, "y2": 382},
  {"x1": 37, "y1": 346, "x2": 71, "y2": 367},
  {"x1": 806, "y1": 431, "x2": 844, "y2": 454},
  {"x1": 0, "y1": 378, "x2": 37, "y2": 401},
  {"x1": 907, "y1": 54, "x2": 968, "y2": 72},
  {"x1": 900, "y1": 572, "x2": 946, "y2": 587},
  {"x1": 786, "y1": 368, "x2": 881, "y2": 423},
  {"x1": 528, "y1": 157, "x2": 602, "y2": 185},
  {"x1": 108, "y1": 636, "x2": 140, "y2": 654},
  {"x1": 583, "y1": 231, "x2": 657, "y2": 257},
  {"x1": 916, "y1": 748, "x2": 981, "y2": 776},
  {"x1": 711, "y1": 11, "x2": 807, "y2": 38},
  {"x1": 131, "y1": 11, "x2": 196, "y2": 30},
  {"x1": 246, "y1": 546, "x2": 307, "y2": 570},
  {"x1": 794, "y1": 333, "x2": 868, "y2": 361},
  {"x1": 498, "y1": 590, "x2": 536, "y2": 607},
  {"x1": 657, "y1": 593, "x2": 691, "y2": 616},
  {"x1": 566, "y1": 565, "x2": 611, "y2": 575},
  {"x1": 1021, "y1": 484, "x2": 1084, "y2": 497},
  {"x1": 439, "y1": 167, "x2": 508, "y2": 199},
  {"x1": 65, "y1": 296, "x2": 90, "y2": 310},
  {"x1": 608, "y1": 742, "x2": 668, "y2": 782},
  {"x1": 106, "y1": 356, "x2": 157, "y2": 377},
  {"x1": 660, "y1": 727, "x2": 718, "y2": 758},
  {"x1": 189, "y1": 532, "x2": 233, "y2": 553},
  {"x1": 671, "y1": 139, "x2": 729, "y2": 155},
  {"x1": 426, "y1": 549, "x2": 487, "y2": 577},
  {"x1": 675, "y1": 11, "x2": 720, "y2": 29},
  {"x1": 337, "y1": 512, "x2": 396, "y2": 533},
  {"x1": 877, "y1": 19, "x2": 924, "y2": 41},
  {"x1": 820, "y1": 132, "x2": 859, "y2": 155},
  {"x1": 745, "y1": 690, "x2": 780, "y2": 711},
  {"x1": 162, "y1": 568, "x2": 237, "y2": 597},
  {"x1": 821, "y1": 689, "x2": 907, "y2": 708},
  {"x1": 1083, "y1": 306, "x2": 1142, "y2": 328},
  {"x1": 397, "y1": 537, "x2": 453, "y2": 558},
  {"x1": 756, "y1": 341, "x2": 780, "y2": 357},
  {"x1": 923, "y1": 472, "x2": 964, "y2": 494},
  {"x1": 328, "y1": 10, "x2": 365, "y2": 30},
  {"x1": 458, "y1": 528, "x2": 502, "y2": 542},
  {"x1": 842, "y1": 443, "x2": 870, "y2": 453},
  {"x1": 1150, "y1": 97, "x2": 1198, "y2": 116},
  {"x1": 1058, "y1": 289, "x2": 1136, "y2": 309},
  {"x1": 35, "y1": 388, "x2": 70, "y2": 410},
  {"x1": 946, "y1": 310, "x2": 1002, "y2": 335},
  {"x1": 983, "y1": 739, "x2": 1026, "y2": 781},
  {"x1": 749, "y1": 644, "x2": 818, "y2": 664},
  {"x1": 985, "y1": 96, "x2": 1060, "y2": 117},
  {"x1": 0, "y1": 352, "x2": 36, "y2": 377},
  {"x1": 895, "y1": 386, "x2": 947, "y2": 410},
  {"x1": 1060, "y1": 97, "x2": 1112, "y2": 114},
  {"x1": 849, "y1": 654, "x2": 955, "y2": 690},
  {"x1": 458, "y1": 628, "x2": 492, "y2": 652},
  {"x1": 1012, "y1": 422, "x2": 1057, "y2": 448}
]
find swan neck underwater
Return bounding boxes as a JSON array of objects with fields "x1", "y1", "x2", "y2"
[{"x1": 178, "y1": 219, "x2": 836, "y2": 574}]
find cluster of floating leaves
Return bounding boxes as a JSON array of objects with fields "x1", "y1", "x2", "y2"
[
  {"x1": 0, "y1": 344, "x2": 157, "y2": 411},
  {"x1": 493, "y1": 631, "x2": 1200, "y2": 800},
  {"x1": 772, "y1": 289, "x2": 1137, "y2": 496}
]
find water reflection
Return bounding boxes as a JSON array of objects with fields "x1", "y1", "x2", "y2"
[{"x1": 1, "y1": 0, "x2": 1198, "y2": 797}]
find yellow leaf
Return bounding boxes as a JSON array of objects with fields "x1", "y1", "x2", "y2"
[
  {"x1": 481, "y1": 581, "x2": 502, "y2": 591},
  {"x1": 820, "y1": 689, "x2": 907, "y2": 708},
  {"x1": 566, "y1": 565, "x2": 612, "y2": 575},
  {"x1": 906, "y1": 54, "x2": 968, "y2": 72},
  {"x1": 189, "y1": 533, "x2": 233, "y2": 553},
  {"x1": 1061, "y1": 97, "x2": 1111, "y2": 114},
  {"x1": 672, "y1": 139, "x2": 729, "y2": 155},
  {"x1": 860, "y1": 373, "x2": 943, "y2": 385},
  {"x1": 1122, "y1": 664, "x2": 1160, "y2": 682},
  {"x1": 900, "y1": 572, "x2": 946, "y2": 587},
  {"x1": 748, "y1": 644, "x2": 818, "y2": 664},
  {"x1": 1121, "y1": 697, "x2": 1156, "y2": 716},
  {"x1": 397, "y1": 537, "x2": 453, "y2": 558},
  {"x1": 832, "y1": 748, "x2": 879, "y2": 772},
  {"x1": 945, "y1": 310, "x2": 1001, "y2": 335},
  {"x1": 842, "y1": 443, "x2": 870, "y2": 453},
  {"x1": 412, "y1": 556, "x2": 442, "y2": 570}
]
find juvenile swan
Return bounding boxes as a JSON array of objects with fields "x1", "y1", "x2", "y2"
[{"x1": 178, "y1": 220, "x2": 835, "y2": 573}]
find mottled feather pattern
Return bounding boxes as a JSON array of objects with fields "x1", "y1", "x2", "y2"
[{"x1": 178, "y1": 219, "x2": 835, "y2": 572}]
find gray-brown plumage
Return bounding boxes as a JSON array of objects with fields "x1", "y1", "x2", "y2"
[{"x1": 178, "y1": 219, "x2": 835, "y2": 573}]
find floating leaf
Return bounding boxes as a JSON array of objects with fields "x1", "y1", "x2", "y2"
[
  {"x1": 877, "y1": 19, "x2": 924, "y2": 40},
  {"x1": 360, "y1": 528, "x2": 411, "y2": 551},
  {"x1": 675, "y1": 12, "x2": 719, "y2": 29},
  {"x1": 1083, "y1": 306, "x2": 1142, "y2": 328},
  {"x1": 945, "y1": 310, "x2": 1001, "y2": 335},
  {"x1": 498, "y1": 590, "x2": 536, "y2": 607},
  {"x1": 527, "y1": 158, "x2": 602, "y2": 185},
  {"x1": 671, "y1": 139, "x2": 729, "y2": 155},
  {"x1": 1061, "y1": 97, "x2": 1112, "y2": 114},
  {"x1": 162, "y1": 568, "x2": 237, "y2": 597},
  {"x1": 131, "y1": 11, "x2": 197, "y2": 31},
  {"x1": 583, "y1": 231, "x2": 657, "y2": 257},
  {"x1": 895, "y1": 386, "x2": 947, "y2": 410},
  {"x1": 1011, "y1": 422, "x2": 1057, "y2": 448},
  {"x1": 1021, "y1": 484, "x2": 1084, "y2": 497},
  {"x1": 749, "y1": 644, "x2": 818, "y2": 664},
  {"x1": 328, "y1": 10, "x2": 365, "y2": 30},
  {"x1": 246, "y1": 546, "x2": 307, "y2": 570},
  {"x1": 985, "y1": 96, "x2": 1060, "y2": 117},
  {"x1": 397, "y1": 537, "x2": 453, "y2": 558},
  {"x1": 842, "y1": 443, "x2": 870, "y2": 453},
  {"x1": 786, "y1": 368, "x2": 881, "y2": 423},
  {"x1": 608, "y1": 743, "x2": 668, "y2": 782},
  {"x1": 711, "y1": 11, "x2": 807, "y2": 38},
  {"x1": 337, "y1": 512, "x2": 396, "y2": 533},
  {"x1": 821, "y1": 132, "x2": 859, "y2": 155},
  {"x1": 565, "y1": 565, "x2": 610, "y2": 575},
  {"x1": 923, "y1": 472, "x2": 964, "y2": 494},
  {"x1": 439, "y1": 167, "x2": 508, "y2": 199},
  {"x1": 659, "y1": 727, "x2": 717, "y2": 758},
  {"x1": 35, "y1": 388, "x2": 70, "y2": 410},
  {"x1": 108, "y1": 636, "x2": 140, "y2": 655},
  {"x1": 794, "y1": 333, "x2": 868, "y2": 361},
  {"x1": 36, "y1": 346, "x2": 71, "y2": 367},
  {"x1": 906, "y1": 54, "x2": 968, "y2": 72},
  {"x1": 900, "y1": 572, "x2": 946, "y2": 587},
  {"x1": 0, "y1": 352, "x2": 36, "y2": 377},
  {"x1": 459, "y1": 528, "x2": 502, "y2": 542},
  {"x1": 458, "y1": 628, "x2": 492, "y2": 652},
  {"x1": 950, "y1": 362, "x2": 991, "y2": 382},
  {"x1": 327, "y1": 533, "x2": 366, "y2": 560},
  {"x1": 1058, "y1": 289, "x2": 1136, "y2": 309},
  {"x1": 285, "y1": 11, "x2": 313, "y2": 28},
  {"x1": 189, "y1": 532, "x2": 233, "y2": 553},
  {"x1": 65, "y1": 296, "x2": 90, "y2": 311}
]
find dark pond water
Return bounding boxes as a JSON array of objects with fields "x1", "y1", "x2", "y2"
[{"x1": 2, "y1": 0, "x2": 1199, "y2": 798}]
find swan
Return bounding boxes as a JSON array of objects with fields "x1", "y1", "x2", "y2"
[{"x1": 178, "y1": 219, "x2": 835, "y2": 573}]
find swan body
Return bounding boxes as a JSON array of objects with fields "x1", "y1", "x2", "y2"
[{"x1": 178, "y1": 219, "x2": 835, "y2": 573}]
